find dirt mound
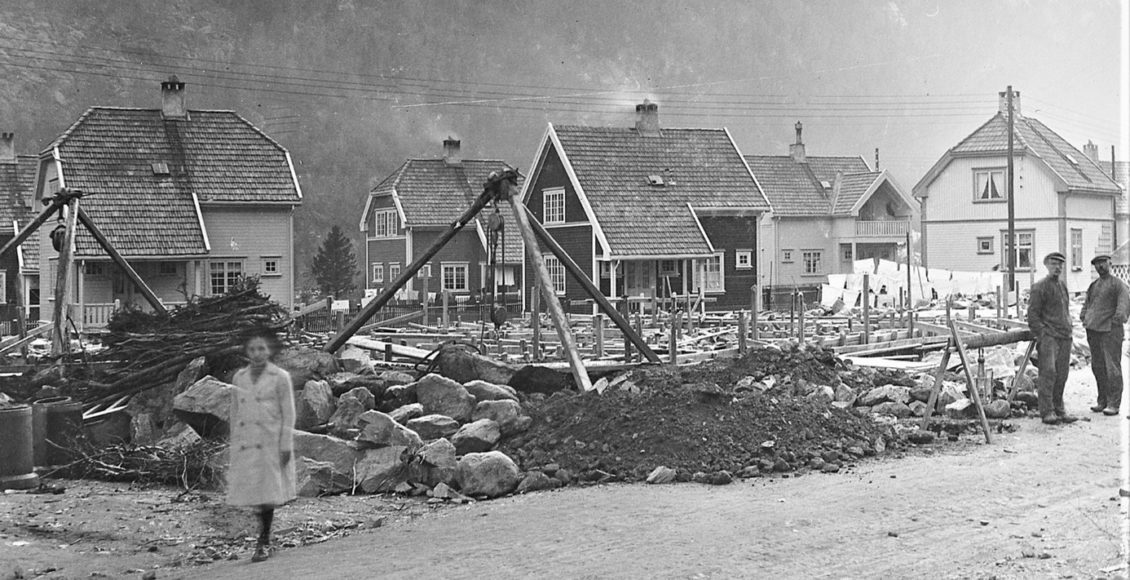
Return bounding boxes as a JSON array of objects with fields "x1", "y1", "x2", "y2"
[{"x1": 500, "y1": 345, "x2": 900, "y2": 482}]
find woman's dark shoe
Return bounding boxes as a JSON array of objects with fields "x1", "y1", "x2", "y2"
[{"x1": 251, "y1": 543, "x2": 270, "y2": 563}]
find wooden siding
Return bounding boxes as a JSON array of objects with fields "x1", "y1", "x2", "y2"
[
  {"x1": 365, "y1": 194, "x2": 404, "y2": 237},
  {"x1": 366, "y1": 237, "x2": 407, "y2": 290},
  {"x1": 524, "y1": 224, "x2": 593, "y2": 313},
  {"x1": 700, "y1": 216, "x2": 758, "y2": 309},
  {"x1": 524, "y1": 144, "x2": 587, "y2": 227},
  {"x1": 410, "y1": 229, "x2": 484, "y2": 296},
  {"x1": 202, "y1": 206, "x2": 295, "y2": 309},
  {"x1": 0, "y1": 234, "x2": 19, "y2": 321},
  {"x1": 921, "y1": 156, "x2": 1057, "y2": 221},
  {"x1": 771, "y1": 217, "x2": 837, "y2": 285}
]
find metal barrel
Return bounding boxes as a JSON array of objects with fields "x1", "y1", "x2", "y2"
[
  {"x1": 32, "y1": 396, "x2": 84, "y2": 467},
  {"x1": 0, "y1": 404, "x2": 39, "y2": 490}
]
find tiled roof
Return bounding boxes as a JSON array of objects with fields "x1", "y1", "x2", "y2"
[
  {"x1": 1098, "y1": 160, "x2": 1128, "y2": 215},
  {"x1": 52, "y1": 107, "x2": 301, "y2": 257},
  {"x1": 743, "y1": 155, "x2": 872, "y2": 217},
  {"x1": 832, "y1": 172, "x2": 883, "y2": 215},
  {"x1": 0, "y1": 155, "x2": 40, "y2": 270},
  {"x1": 0, "y1": 155, "x2": 38, "y2": 232},
  {"x1": 552, "y1": 125, "x2": 768, "y2": 257},
  {"x1": 950, "y1": 113, "x2": 1121, "y2": 194},
  {"x1": 369, "y1": 158, "x2": 524, "y2": 262}
]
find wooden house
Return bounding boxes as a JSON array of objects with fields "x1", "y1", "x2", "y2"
[
  {"x1": 0, "y1": 133, "x2": 40, "y2": 327},
  {"x1": 35, "y1": 77, "x2": 303, "y2": 329},
  {"x1": 518, "y1": 101, "x2": 771, "y2": 312},
  {"x1": 746, "y1": 123, "x2": 917, "y2": 300},
  {"x1": 914, "y1": 92, "x2": 1122, "y2": 292},
  {"x1": 359, "y1": 139, "x2": 523, "y2": 305},
  {"x1": 1087, "y1": 145, "x2": 1127, "y2": 265}
]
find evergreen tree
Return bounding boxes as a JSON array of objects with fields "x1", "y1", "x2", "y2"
[{"x1": 310, "y1": 225, "x2": 358, "y2": 298}]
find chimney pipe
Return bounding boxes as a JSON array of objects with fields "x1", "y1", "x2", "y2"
[
  {"x1": 0, "y1": 132, "x2": 14, "y2": 163},
  {"x1": 997, "y1": 89, "x2": 1020, "y2": 116},
  {"x1": 635, "y1": 100, "x2": 660, "y2": 137},
  {"x1": 789, "y1": 121, "x2": 806, "y2": 163},
  {"x1": 161, "y1": 75, "x2": 187, "y2": 119},
  {"x1": 874, "y1": 147, "x2": 880, "y2": 170},
  {"x1": 1083, "y1": 140, "x2": 1100, "y2": 164},
  {"x1": 443, "y1": 137, "x2": 461, "y2": 165},
  {"x1": 1113, "y1": 145, "x2": 1118, "y2": 181}
]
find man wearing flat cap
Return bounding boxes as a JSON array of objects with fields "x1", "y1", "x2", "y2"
[
  {"x1": 1080, "y1": 254, "x2": 1129, "y2": 416},
  {"x1": 1027, "y1": 252, "x2": 1078, "y2": 425}
]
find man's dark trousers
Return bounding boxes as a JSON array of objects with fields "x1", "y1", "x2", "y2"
[
  {"x1": 1087, "y1": 327, "x2": 1124, "y2": 409},
  {"x1": 1037, "y1": 336, "x2": 1072, "y2": 417}
]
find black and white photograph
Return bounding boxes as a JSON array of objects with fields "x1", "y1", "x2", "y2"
[{"x1": 0, "y1": 1, "x2": 1127, "y2": 578}]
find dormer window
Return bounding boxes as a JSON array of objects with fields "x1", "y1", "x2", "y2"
[
  {"x1": 820, "y1": 180, "x2": 832, "y2": 190},
  {"x1": 647, "y1": 175, "x2": 665, "y2": 186},
  {"x1": 151, "y1": 162, "x2": 170, "y2": 177}
]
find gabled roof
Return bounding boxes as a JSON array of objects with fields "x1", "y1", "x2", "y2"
[
  {"x1": 538, "y1": 124, "x2": 769, "y2": 258},
  {"x1": 0, "y1": 155, "x2": 38, "y2": 232},
  {"x1": 743, "y1": 154, "x2": 873, "y2": 217},
  {"x1": 1, "y1": 155, "x2": 40, "y2": 271},
  {"x1": 50, "y1": 107, "x2": 301, "y2": 258},
  {"x1": 832, "y1": 172, "x2": 885, "y2": 215},
  {"x1": 916, "y1": 112, "x2": 1122, "y2": 196},
  {"x1": 363, "y1": 158, "x2": 525, "y2": 263},
  {"x1": 1099, "y1": 160, "x2": 1128, "y2": 215}
]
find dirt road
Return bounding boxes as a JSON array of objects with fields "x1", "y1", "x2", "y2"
[{"x1": 194, "y1": 368, "x2": 1129, "y2": 580}]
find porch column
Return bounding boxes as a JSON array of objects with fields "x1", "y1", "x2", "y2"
[
  {"x1": 682, "y1": 260, "x2": 689, "y2": 295},
  {"x1": 193, "y1": 260, "x2": 204, "y2": 297},
  {"x1": 76, "y1": 260, "x2": 85, "y2": 334},
  {"x1": 851, "y1": 242, "x2": 858, "y2": 271}
]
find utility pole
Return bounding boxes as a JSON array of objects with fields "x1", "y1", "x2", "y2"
[{"x1": 1006, "y1": 86, "x2": 1016, "y2": 292}]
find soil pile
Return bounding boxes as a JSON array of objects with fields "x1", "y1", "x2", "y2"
[{"x1": 500, "y1": 345, "x2": 902, "y2": 482}]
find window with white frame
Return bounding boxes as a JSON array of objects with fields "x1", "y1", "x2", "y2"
[
  {"x1": 599, "y1": 261, "x2": 612, "y2": 279},
  {"x1": 659, "y1": 260, "x2": 678, "y2": 276},
  {"x1": 1099, "y1": 223, "x2": 1113, "y2": 253},
  {"x1": 158, "y1": 261, "x2": 178, "y2": 276},
  {"x1": 372, "y1": 263, "x2": 384, "y2": 283},
  {"x1": 544, "y1": 255, "x2": 566, "y2": 294},
  {"x1": 736, "y1": 249, "x2": 752, "y2": 270},
  {"x1": 802, "y1": 250, "x2": 823, "y2": 275},
  {"x1": 1070, "y1": 229, "x2": 1083, "y2": 269},
  {"x1": 542, "y1": 188, "x2": 565, "y2": 224},
  {"x1": 84, "y1": 262, "x2": 107, "y2": 278},
  {"x1": 694, "y1": 253, "x2": 724, "y2": 293},
  {"x1": 483, "y1": 265, "x2": 516, "y2": 287},
  {"x1": 441, "y1": 263, "x2": 469, "y2": 292},
  {"x1": 976, "y1": 236, "x2": 994, "y2": 255},
  {"x1": 372, "y1": 209, "x2": 399, "y2": 238},
  {"x1": 781, "y1": 249, "x2": 794, "y2": 263},
  {"x1": 209, "y1": 261, "x2": 243, "y2": 295},
  {"x1": 261, "y1": 257, "x2": 281, "y2": 277},
  {"x1": 974, "y1": 168, "x2": 1006, "y2": 201},
  {"x1": 389, "y1": 263, "x2": 401, "y2": 281},
  {"x1": 418, "y1": 264, "x2": 432, "y2": 279},
  {"x1": 1001, "y1": 230, "x2": 1034, "y2": 270}
]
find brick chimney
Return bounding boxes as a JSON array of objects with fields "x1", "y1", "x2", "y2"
[
  {"x1": 0, "y1": 132, "x2": 14, "y2": 164},
  {"x1": 635, "y1": 100, "x2": 660, "y2": 137},
  {"x1": 1083, "y1": 140, "x2": 1100, "y2": 164},
  {"x1": 443, "y1": 137, "x2": 462, "y2": 165},
  {"x1": 161, "y1": 75, "x2": 187, "y2": 119},
  {"x1": 790, "y1": 121, "x2": 806, "y2": 163},
  {"x1": 997, "y1": 90, "x2": 1021, "y2": 116}
]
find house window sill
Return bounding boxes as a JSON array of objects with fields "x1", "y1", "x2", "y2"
[
  {"x1": 972, "y1": 198, "x2": 1007, "y2": 204},
  {"x1": 261, "y1": 273, "x2": 283, "y2": 278}
]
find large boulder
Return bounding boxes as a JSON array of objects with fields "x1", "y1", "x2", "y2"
[
  {"x1": 415, "y1": 374, "x2": 476, "y2": 422},
  {"x1": 338, "y1": 345, "x2": 373, "y2": 374},
  {"x1": 275, "y1": 347, "x2": 341, "y2": 387},
  {"x1": 471, "y1": 400, "x2": 528, "y2": 436},
  {"x1": 859, "y1": 385, "x2": 911, "y2": 407},
  {"x1": 389, "y1": 403, "x2": 425, "y2": 424},
  {"x1": 356, "y1": 411, "x2": 424, "y2": 451},
  {"x1": 945, "y1": 398, "x2": 976, "y2": 419},
  {"x1": 463, "y1": 380, "x2": 519, "y2": 403},
  {"x1": 172, "y1": 376, "x2": 234, "y2": 438},
  {"x1": 936, "y1": 383, "x2": 966, "y2": 410},
  {"x1": 451, "y1": 419, "x2": 501, "y2": 455},
  {"x1": 407, "y1": 438, "x2": 458, "y2": 487},
  {"x1": 406, "y1": 414, "x2": 461, "y2": 440},
  {"x1": 871, "y1": 401, "x2": 913, "y2": 418},
  {"x1": 355, "y1": 446, "x2": 410, "y2": 493},
  {"x1": 910, "y1": 376, "x2": 935, "y2": 403},
  {"x1": 508, "y1": 365, "x2": 571, "y2": 395},
  {"x1": 327, "y1": 387, "x2": 374, "y2": 437},
  {"x1": 515, "y1": 471, "x2": 555, "y2": 494},
  {"x1": 433, "y1": 346, "x2": 515, "y2": 385},
  {"x1": 833, "y1": 384, "x2": 857, "y2": 406},
  {"x1": 295, "y1": 380, "x2": 336, "y2": 430},
  {"x1": 379, "y1": 370, "x2": 416, "y2": 387},
  {"x1": 381, "y1": 384, "x2": 419, "y2": 411},
  {"x1": 454, "y1": 451, "x2": 520, "y2": 498},
  {"x1": 984, "y1": 399, "x2": 1012, "y2": 419},
  {"x1": 293, "y1": 430, "x2": 366, "y2": 476},
  {"x1": 295, "y1": 457, "x2": 353, "y2": 497}
]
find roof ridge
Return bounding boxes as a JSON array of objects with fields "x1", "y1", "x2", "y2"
[{"x1": 554, "y1": 124, "x2": 728, "y2": 133}]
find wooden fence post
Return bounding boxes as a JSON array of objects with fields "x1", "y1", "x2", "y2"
[
  {"x1": 751, "y1": 284, "x2": 759, "y2": 341},
  {"x1": 738, "y1": 310, "x2": 748, "y2": 354},
  {"x1": 593, "y1": 313, "x2": 605, "y2": 358},
  {"x1": 862, "y1": 273, "x2": 871, "y2": 345},
  {"x1": 669, "y1": 311, "x2": 680, "y2": 365}
]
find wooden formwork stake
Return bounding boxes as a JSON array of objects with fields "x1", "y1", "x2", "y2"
[
  {"x1": 797, "y1": 291, "x2": 805, "y2": 343},
  {"x1": 669, "y1": 311, "x2": 681, "y2": 365},
  {"x1": 442, "y1": 290, "x2": 450, "y2": 329},
  {"x1": 530, "y1": 282, "x2": 541, "y2": 360},
  {"x1": 594, "y1": 313, "x2": 605, "y2": 358},
  {"x1": 750, "y1": 284, "x2": 760, "y2": 342},
  {"x1": 862, "y1": 273, "x2": 871, "y2": 345},
  {"x1": 737, "y1": 310, "x2": 748, "y2": 353}
]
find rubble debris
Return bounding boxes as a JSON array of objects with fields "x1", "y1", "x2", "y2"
[
  {"x1": 407, "y1": 438, "x2": 458, "y2": 488},
  {"x1": 415, "y1": 374, "x2": 476, "y2": 422},
  {"x1": 406, "y1": 414, "x2": 461, "y2": 440},
  {"x1": 355, "y1": 411, "x2": 424, "y2": 451},
  {"x1": 516, "y1": 471, "x2": 555, "y2": 493},
  {"x1": 172, "y1": 376, "x2": 234, "y2": 438},
  {"x1": 388, "y1": 403, "x2": 425, "y2": 424},
  {"x1": 355, "y1": 446, "x2": 409, "y2": 493},
  {"x1": 463, "y1": 379, "x2": 520, "y2": 403},
  {"x1": 471, "y1": 399, "x2": 527, "y2": 436},
  {"x1": 295, "y1": 380, "x2": 336, "y2": 430},
  {"x1": 327, "y1": 387, "x2": 375, "y2": 437},
  {"x1": 451, "y1": 419, "x2": 502, "y2": 455},
  {"x1": 645, "y1": 466, "x2": 677, "y2": 484}
]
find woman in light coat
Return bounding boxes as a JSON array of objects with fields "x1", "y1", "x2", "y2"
[{"x1": 227, "y1": 328, "x2": 296, "y2": 562}]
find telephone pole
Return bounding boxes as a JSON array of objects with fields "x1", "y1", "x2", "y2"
[{"x1": 1006, "y1": 86, "x2": 1016, "y2": 292}]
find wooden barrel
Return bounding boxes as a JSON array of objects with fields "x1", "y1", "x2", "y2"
[
  {"x1": 32, "y1": 396, "x2": 84, "y2": 467},
  {"x1": 0, "y1": 404, "x2": 39, "y2": 490}
]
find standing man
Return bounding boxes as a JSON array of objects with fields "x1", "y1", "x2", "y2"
[
  {"x1": 1027, "y1": 252, "x2": 1078, "y2": 425},
  {"x1": 1081, "y1": 254, "x2": 1129, "y2": 416}
]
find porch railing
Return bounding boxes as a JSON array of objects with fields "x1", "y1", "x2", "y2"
[
  {"x1": 855, "y1": 220, "x2": 911, "y2": 237},
  {"x1": 68, "y1": 302, "x2": 117, "y2": 331}
]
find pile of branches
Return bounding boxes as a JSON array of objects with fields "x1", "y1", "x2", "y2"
[
  {"x1": 73, "y1": 277, "x2": 290, "y2": 406},
  {"x1": 49, "y1": 438, "x2": 227, "y2": 490}
]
